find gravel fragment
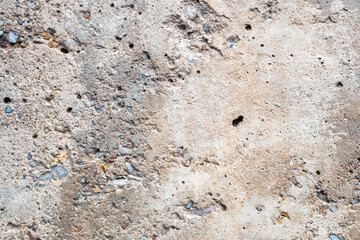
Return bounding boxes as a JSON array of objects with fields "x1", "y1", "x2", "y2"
[
  {"x1": 193, "y1": 205, "x2": 216, "y2": 216},
  {"x1": 184, "y1": 5, "x2": 197, "y2": 20},
  {"x1": 330, "y1": 202, "x2": 338, "y2": 212},
  {"x1": 33, "y1": 38, "x2": 47, "y2": 44},
  {"x1": 29, "y1": 160, "x2": 39, "y2": 167},
  {"x1": 8, "y1": 31, "x2": 19, "y2": 44},
  {"x1": 4, "y1": 105, "x2": 13, "y2": 113},
  {"x1": 124, "y1": 162, "x2": 134, "y2": 174},
  {"x1": 118, "y1": 146, "x2": 132, "y2": 155},
  {"x1": 52, "y1": 166, "x2": 68, "y2": 179},
  {"x1": 0, "y1": 20, "x2": 4, "y2": 27},
  {"x1": 202, "y1": 23, "x2": 210, "y2": 32},
  {"x1": 328, "y1": 234, "x2": 341, "y2": 240},
  {"x1": 33, "y1": 171, "x2": 53, "y2": 182},
  {"x1": 185, "y1": 200, "x2": 193, "y2": 209},
  {"x1": 55, "y1": 125, "x2": 67, "y2": 133}
]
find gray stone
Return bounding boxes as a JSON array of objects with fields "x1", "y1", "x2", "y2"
[
  {"x1": 0, "y1": 31, "x2": 3, "y2": 37},
  {"x1": 125, "y1": 162, "x2": 134, "y2": 174},
  {"x1": 118, "y1": 146, "x2": 132, "y2": 155},
  {"x1": 66, "y1": 38, "x2": 77, "y2": 48},
  {"x1": 202, "y1": 23, "x2": 210, "y2": 32},
  {"x1": 33, "y1": 38, "x2": 47, "y2": 44},
  {"x1": 54, "y1": 125, "x2": 67, "y2": 133},
  {"x1": 51, "y1": 166, "x2": 68, "y2": 179},
  {"x1": 193, "y1": 205, "x2": 216, "y2": 216},
  {"x1": 29, "y1": 160, "x2": 39, "y2": 167},
  {"x1": 184, "y1": 5, "x2": 197, "y2": 20},
  {"x1": 33, "y1": 172, "x2": 53, "y2": 182},
  {"x1": 4, "y1": 105, "x2": 13, "y2": 114},
  {"x1": 8, "y1": 31, "x2": 19, "y2": 44},
  {"x1": 81, "y1": 191, "x2": 94, "y2": 196},
  {"x1": 330, "y1": 202, "x2": 338, "y2": 212},
  {"x1": 0, "y1": 20, "x2": 4, "y2": 27},
  {"x1": 329, "y1": 234, "x2": 341, "y2": 240},
  {"x1": 185, "y1": 200, "x2": 193, "y2": 209}
]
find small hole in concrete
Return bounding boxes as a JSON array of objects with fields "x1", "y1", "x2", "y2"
[
  {"x1": 178, "y1": 24, "x2": 187, "y2": 30},
  {"x1": 4, "y1": 97, "x2": 11, "y2": 103},
  {"x1": 316, "y1": 171, "x2": 320, "y2": 175},
  {"x1": 61, "y1": 48, "x2": 69, "y2": 54},
  {"x1": 32, "y1": 133, "x2": 38, "y2": 139},
  {"x1": 67, "y1": 107, "x2": 73, "y2": 112},
  {"x1": 336, "y1": 82, "x2": 343, "y2": 87},
  {"x1": 129, "y1": 43, "x2": 134, "y2": 49},
  {"x1": 245, "y1": 24, "x2": 252, "y2": 30},
  {"x1": 260, "y1": 44, "x2": 264, "y2": 47},
  {"x1": 196, "y1": 70, "x2": 200, "y2": 74},
  {"x1": 110, "y1": 3, "x2": 114, "y2": 7},
  {"x1": 232, "y1": 115, "x2": 244, "y2": 127}
]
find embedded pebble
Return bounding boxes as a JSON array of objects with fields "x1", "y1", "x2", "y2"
[
  {"x1": 4, "y1": 105, "x2": 13, "y2": 113},
  {"x1": 141, "y1": 52, "x2": 150, "y2": 59},
  {"x1": 33, "y1": 38, "x2": 47, "y2": 44},
  {"x1": 8, "y1": 31, "x2": 19, "y2": 44},
  {"x1": 55, "y1": 125, "x2": 66, "y2": 133},
  {"x1": 256, "y1": 206, "x2": 263, "y2": 211},
  {"x1": 120, "y1": 197, "x2": 128, "y2": 205},
  {"x1": 184, "y1": 5, "x2": 197, "y2": 20},
  {"x1": 0, "y1": 31, "x2": 3, "y2": 37},
  {"x1": 202, "y1": 23, "x2": 210, "y2": 32},
  {"x1": 125, "y1": 162, "x2": 134, "y2": 174},
  {"x1": 118, "y1": 146, "x2": 132, "y2": 155},
  {"x1": 29, "y1": 160, "x2": 39, "y2": 167},
  {"x1": 33, "y1": 171, "x2": 53, "y2": 182},
  {"x1": 52, "y1": 166, "x2": 68, "y2": 179},
  {"x1": 0, "y1": 20, "x2": 4, "y2": 27},
  {"x1": 185, "y1": 200, "x2": 193, "y2": 209},
  {"x1": 193, "y1": 205, "x2": 216, "y2": 216},
  {"x1": 330, "y1": 202, "x2": 338, "y2": 212},
  {"x1": 66, "y1": 38, "x2": 77, "y2": 48},
  {"x1": 328, "y1": 234, "x2": 341, "y2": 240},
  {"x1": 81, "y1": 191, "x2": 94, "y2": 196}
]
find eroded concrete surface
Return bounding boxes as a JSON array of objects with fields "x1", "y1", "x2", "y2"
[{"x1": 0, "y1": 0, "x2": 359, "y2": 239}]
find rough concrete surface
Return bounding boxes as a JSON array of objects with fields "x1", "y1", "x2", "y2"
[{"x1": 0, "y1": 0, "x2": 359, "y2": 239}]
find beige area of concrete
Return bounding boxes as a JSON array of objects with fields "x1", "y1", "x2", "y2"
[{"x1": 0, "y1": 0, "x2": 359, "y2": 239}]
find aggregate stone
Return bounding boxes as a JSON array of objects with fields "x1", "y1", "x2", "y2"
[
  {"x1": 184, "y1": 5, "x2": 198, "y2": 20},
  {"x1": 4, "y1": 105, "x2": 13, "y2": 113},
  {"x1": 8, "y1": 31, "x2": 19, "y2": 44},
  {"x1": 118, "y1": 146, "x2": 132, "y2": 155},
  {"x1": 124, "y1": 162, "x2": 134, "y2": 174}
]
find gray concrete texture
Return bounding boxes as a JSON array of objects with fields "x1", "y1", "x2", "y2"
[{"x1": 0, "y1": 0, "x2": 359, "y2": 239}]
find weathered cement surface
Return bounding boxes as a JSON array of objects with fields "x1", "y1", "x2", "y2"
[{"x1": 0, "y1": 0, "x2": 359, "y2": 239}]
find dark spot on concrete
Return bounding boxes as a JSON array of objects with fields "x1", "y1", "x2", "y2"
[
  {"x1": 61, "y1": 48, "x2": 69, "y2": 54},
  {"x1": 336, "y1": 81, "x2": 343, "y2": 87},
  {"x1": 232, "y1": 115, "x2": 244, "y2": 127},
  {"x1": 4, "y1": 97, "x2": 11, "y2": 103}
]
